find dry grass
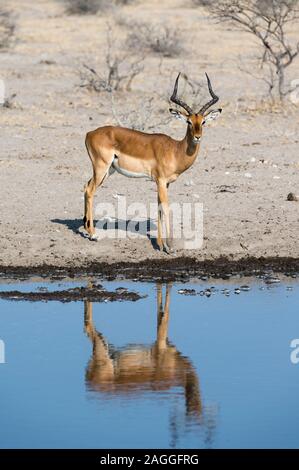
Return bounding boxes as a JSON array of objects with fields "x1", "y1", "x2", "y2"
[
  {"x1": 0, "y1": 9, "x2": 15, "y2": 49},
  {"x1": 1, "y1": 93, "x2": 17, "y2": 109}
]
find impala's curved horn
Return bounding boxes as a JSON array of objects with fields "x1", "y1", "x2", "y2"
[
  {"x1": 198, "y1": 73, "x2": 219, "y2": 115},
  {"x1": 170, "y1": 73, "x2": 193, "y2": 115}
]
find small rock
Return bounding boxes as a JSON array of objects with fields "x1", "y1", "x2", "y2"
[
  {"x1": 115, "y1": 287, "x2": 128, "y2": 293},
  {"x1": 178, "y1": 288, "x2": 196, "y2": 296},
  {"x1": 205, "y1": 289, "x2": 212, "y2": 297},
  {"x1": 221, "y1": 288, "x2": 230, "y2": 295},
  {"x1": 222, "y1": 273, "x2": 232, "y2": 279},
  {"x1": 287, "y1": 192, "x2": 298, "y2": 201},
  {"x1": 240, "y1": 285, "x2": 251, "y2": 291},
  {"x1": 234, "y1": 288, "x2": 241, "y2": 294},
  {"x1": 37, "y1": 287, "x2": 48, "y2": 292},
  {"x1": 264, "y1": 277, "x2": 280, "y2": 285}
]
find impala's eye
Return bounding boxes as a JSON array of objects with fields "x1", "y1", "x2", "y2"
[
  {"x1": 187, "y1": 120, "x2": 192, "y2": 125},
  {"x1": 202, "y1": 120, "x2": 206, "y2": 125}
]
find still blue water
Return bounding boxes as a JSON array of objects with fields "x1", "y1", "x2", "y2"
[{"x1": 0, "y1": 279, "x2": 298, "y2": 449}]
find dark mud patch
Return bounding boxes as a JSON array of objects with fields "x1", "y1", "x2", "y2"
[
  {"x1": 0, "y1": 256, "x2": 298, "y2": 282},
  {"x1": 0, "y1": 285, "x2": 145, "y2": 303}
]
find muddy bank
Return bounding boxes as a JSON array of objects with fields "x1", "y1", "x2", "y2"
[
  {"x1": 0, "y1": 256, "x2": 298, "y2": 283},
  {"x1": 0, "y1": 284, "x2": 145, "y2": 302}
]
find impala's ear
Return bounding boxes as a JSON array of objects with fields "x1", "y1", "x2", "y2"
[
  {"x1": 203, "y1": 108, "x2": 222, "y2": 124},
  {"x1": 169, "y1": 108, "x2": 188, "y2": 122}
]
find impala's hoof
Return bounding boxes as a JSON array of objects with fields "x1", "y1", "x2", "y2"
[
  {"x1": 163, "y1": 239, "x2": 175, "y2": 254},
  {"x1": 156, "y1": 239, "x2": 164, "y2": 251},
  {"x1": 163, "y1": 243, "x2": 174, "y2": 255}
]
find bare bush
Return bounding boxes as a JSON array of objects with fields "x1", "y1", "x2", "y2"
[
  {"x1": 0, "y1": 9, "x2": 15, "y2": 49},
  {"x1": 115, "y1": 0, "x2": 135, "y2": 4},
  {"x1": 80, "y1": 26, "x2": 144, "y2": 92},
  {"x1": 126, "y1": 23, "x2": 184, "y2": 58},
  {"x1": 81, "y1": 58, "x2": 143, "y2": 92},
  {"x1": 196, "y1": 0, "x2": 299, "y2": 101},
  {"x1": 109, "y1": 93, "x2": 172, "y2": 132},
  {"x1": 192, "y1": 0, "x2": 213, "y2": 5},
  {"x1": 64, "y1": 0, "x2": 134, "y2": 14},
  {"x1": 64, "y1": 0, "x2": 110, "y2": 15}
]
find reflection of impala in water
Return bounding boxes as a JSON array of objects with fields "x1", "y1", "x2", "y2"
[{"x1": 84, "y1": 284, "x2": 202, "y2": 420}]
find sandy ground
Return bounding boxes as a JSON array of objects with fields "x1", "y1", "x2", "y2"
[{"x1": 0, "y1": 0, "x2": 298, "y2": 270}]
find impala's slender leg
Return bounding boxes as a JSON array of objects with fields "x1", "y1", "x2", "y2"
[
  {"x1": 84, "y1": 168, "x2": 107, "y2": 237},
  {"x1": 84, "y1": 301, "x2": 114, "y2": 381},
  {"x1": 84, "y1": 137, "x2": 113, "y2": 238},
  {"x1": 157, "y1": 180, "x2": 172, "y2": 253},
  {"x1": 157, "y1": 283, "x2": 171, "y2": 350},
  {"x1": 157, "y1": 191, "x2": 164, "y2": 252},
  {"x1": 84, "y1": 163, "x2": 109, "y2": 238}
]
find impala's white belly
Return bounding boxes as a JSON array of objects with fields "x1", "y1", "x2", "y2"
[{"x1": 111, "y1": 155, "x2": 153, "y2": 181}]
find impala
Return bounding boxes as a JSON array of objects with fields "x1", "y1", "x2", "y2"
[{"x1": 84, "y1": 73, "x2": 222, "y2": 252}]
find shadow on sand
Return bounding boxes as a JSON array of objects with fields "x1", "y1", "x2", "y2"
[{"x1": 51, "y1": 218, "x2": 160, "y2": 250}]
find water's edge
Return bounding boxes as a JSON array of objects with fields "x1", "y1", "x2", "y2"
[{"x1": 0, "y1": 256, "x2": 299, "y2": 283}]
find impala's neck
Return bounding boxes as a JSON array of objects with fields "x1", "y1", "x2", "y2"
[{"x1": 179, "y1": 125, "x2": 200, "y2": 159}]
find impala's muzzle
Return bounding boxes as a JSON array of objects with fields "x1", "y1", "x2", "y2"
[{"x1": 193, "y1": 136, "x2": 201, "y2": 144}]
